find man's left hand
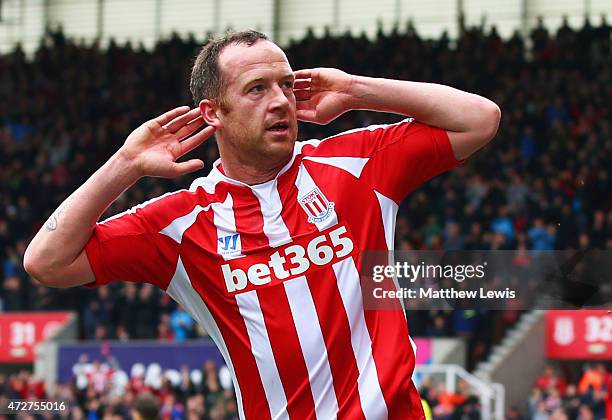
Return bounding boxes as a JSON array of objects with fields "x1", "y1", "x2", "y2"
[{"x1": 294, "y1": 68, "x2": 354, "y2": 125}]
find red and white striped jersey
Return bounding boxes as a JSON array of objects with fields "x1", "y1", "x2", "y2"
[{"x1": 85, "y1": 118, "x2": 462, "y2": 420}]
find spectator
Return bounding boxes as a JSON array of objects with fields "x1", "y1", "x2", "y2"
[
  {"x1": 535, "y1": 365, "x2": 567, "y2": 395},
  {"x1": 132, "y1": 284, "x2": 160, "y2": 339},
  {"x1": 528, "y1": 218, "x2": 555, "y2": 250},
  {"x1": 577, "y1": 404, "x2": 594, "y2": 420},
  {"x1": 132, "y1": 392, "x2": 160, "y2": 420},
  {"x1": 491, "y1": 206, "x2": 515, "y2": 243},
  {"x1": 158, "y1": 313, "x2": 175, "y2": 341},
  {"x1": 563, "y1": 384, "x2": 582, "y2": 419},
  {"x1": 578, "y1": 363, "x2": 606, "y2": 394},
  {"x1": 550, "y1": 407, "x2": 570, "y2": 420},
  {"x1": 444, "y1": 221, "x2": 464, "y2": 250},
  {"x1": 169, "y1": 306, "x2": 195, "y2": 341}
]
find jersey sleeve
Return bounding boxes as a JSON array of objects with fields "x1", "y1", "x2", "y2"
[
  {"x1": 301, "y1": 118, "x2": 464, "y2": 203},
  {"x1": 84, "y1": 190, "x2": 192, "y2": 290}
]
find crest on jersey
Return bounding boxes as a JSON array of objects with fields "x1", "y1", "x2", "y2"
[{"x1": 299, "y1": 188, "x2": 335, "y2": 223}]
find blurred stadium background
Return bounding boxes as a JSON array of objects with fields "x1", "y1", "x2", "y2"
[{"x1": 0, "y1": 0, "x2": 610, "y2": 419}]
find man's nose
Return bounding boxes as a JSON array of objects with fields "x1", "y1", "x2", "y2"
[{"x1": 269, "y1": 85, "x2": 290, "y2": 111}]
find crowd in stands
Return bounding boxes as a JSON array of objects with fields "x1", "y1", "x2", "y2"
[
  {"x1": 418, "y1": 377, "x2": 481, "y2": 419},
  {"x1": 1, "y1": 361, "x2": 609, "y2": 419},
  {"x1": 524, "y1": 363, "x2": 612, "y2": 420},
  {"x1": 0, "y1": 12, "x2": 610, "y2": 419},
  {"x1": 0, "y1": 358, "x2": 238, "y2": 419},
  {"x1": 413, "y1": 363, "x2": 612, "y2": 420}
]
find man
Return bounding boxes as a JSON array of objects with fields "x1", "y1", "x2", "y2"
[
  {"x1": 131, "y1": 392, "x2": 160, "y2": 420},
  {"x1": 25, "y1": 30, "x2": 500, "y2": 419}
]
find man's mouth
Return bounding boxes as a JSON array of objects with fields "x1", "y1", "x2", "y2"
[{"x1": 266, "y1": 121, "x2": 289, "y2": 132}]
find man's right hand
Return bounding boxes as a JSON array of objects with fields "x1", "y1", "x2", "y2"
[
  {"x1": 24, "y1": 106, "x2": 215, "y2": 288},
  {"x1": 118, "y1": 106, "x2": 215, "y2": 179}
]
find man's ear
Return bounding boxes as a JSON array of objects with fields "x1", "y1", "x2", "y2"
[{"x1": 199, "y1": 99, "x2": 222, "y2": 129}]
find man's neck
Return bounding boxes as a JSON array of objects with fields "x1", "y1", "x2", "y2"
[{"x1": 218, "y1": 157, "x2": 291, "y2": 185}]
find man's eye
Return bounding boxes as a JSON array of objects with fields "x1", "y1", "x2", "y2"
[
  {"x1": 250, "y1": 85, "x2": 264, "y2": 93},
  {"x1": 282, "y1": 81, "x2": 294, "y2": 89}
]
